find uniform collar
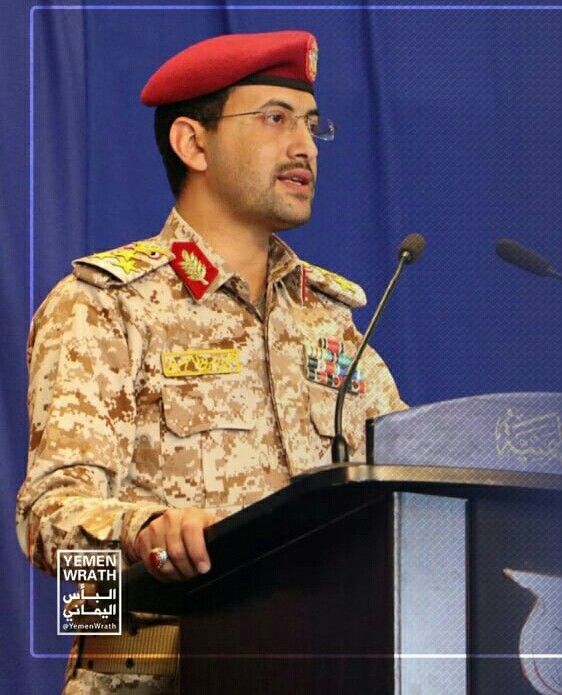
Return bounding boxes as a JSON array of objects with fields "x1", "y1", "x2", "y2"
[
  {"x1": 268, "y1": 234, "x2": 301, "y2": 283},
  {"x1": 268, "y1": 234, "x2": 308, "y2": 305},
  {"x1": 158, "y1": 207, "x2": 306, "y2": 304},
  {"x1": 158, "y1": 208, "x2": 235, "y2": 302}
]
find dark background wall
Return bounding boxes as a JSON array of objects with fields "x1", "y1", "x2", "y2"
[{"x1": 3, "y1": 1, "x2": 561, "y2": 692}]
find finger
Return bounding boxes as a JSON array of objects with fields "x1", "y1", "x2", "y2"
[
  {"x1": 203, "y1": 510, "x2": 218, "y2": 526},
  {"x1": 165, "y1": 534, "x2": 198, "y2": 579},
  {"x1": 135, "y1": 528, "x2": 154, "y2": 561},
  {"x1": 134, "y1": 512, "x2": 164, "y2": 557},
  {"x1": 181, "y1": 515, "x2": 211, "y2": 574},
  {"x1": 145, "y1": 560, "x2": 185, "y2": 583},
  {"x1": 143, "y1": 546, "x2": 194, "y2": 582}
]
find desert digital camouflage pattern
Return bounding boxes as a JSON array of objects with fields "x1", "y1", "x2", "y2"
[
  {"x1": 62, "y1": 669, "x2": 177, "y2": 694},
  {"x1": 17, "y1": 208, "x2": 406, "y2": 692}
]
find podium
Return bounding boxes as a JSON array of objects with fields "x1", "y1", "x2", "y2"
[{"x1": 124, "y1": 393, "x2": 562, "y2": 694}]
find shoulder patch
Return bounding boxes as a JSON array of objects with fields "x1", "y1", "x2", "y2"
[
  {"x1": 303, "y1": 262, "x2": 367, "y2": 308},
  {"x1": 72, "y1": 240, "x2": 174, "y2": 288}
]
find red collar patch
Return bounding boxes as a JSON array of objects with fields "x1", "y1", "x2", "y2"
[{"x1": 170, "y1": 241, "x2": 219, "y2": 300}]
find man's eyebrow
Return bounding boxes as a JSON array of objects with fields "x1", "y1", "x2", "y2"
[{"x1": 258, "y1": 99, "x2": 320, "y2": 116}]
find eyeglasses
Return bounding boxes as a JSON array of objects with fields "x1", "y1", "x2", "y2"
[{"x1": 206, "y1": 107, "x2": 336, "y2": 142}]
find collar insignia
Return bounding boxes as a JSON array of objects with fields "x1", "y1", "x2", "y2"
[{"x1": 170, "y1": 241, "x2": 219, "y2": 300}]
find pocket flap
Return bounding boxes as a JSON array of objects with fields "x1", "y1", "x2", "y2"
[
  {"x1": 308, "y1": 383, "x2": 362, "y2": 452},
  {"x1": 162, "y1": 377, "x2": 256, "y2": 437},
  {"x1": 308, "y1": 384, "x2": 338, "y2": 438}
]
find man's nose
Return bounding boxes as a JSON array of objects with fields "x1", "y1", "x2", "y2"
[{"x1": 287, "y1": 118, "x2": 319, "y2": 161}]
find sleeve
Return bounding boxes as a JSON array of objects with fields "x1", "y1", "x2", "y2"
[
  {"x1": 16, "y1": 276, "x2": 168, "y2": 575},
  {"x1": 360, "y1": 343, "x2": 408, "y2": 418}
]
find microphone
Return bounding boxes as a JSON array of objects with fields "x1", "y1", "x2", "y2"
[
  {"x1": 331, "y1": 233, "x2": 426, "y2": 464},
  {"x1": 399, "y1": 234, "x2": 426, "y2": 264},
  {"x1": 496, "y1": 238, "x2": 562, "y2": 280}
]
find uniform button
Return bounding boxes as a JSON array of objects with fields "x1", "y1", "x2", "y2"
[{"x1": 125, "y1": 658, "x2": 135, "y2": 669}]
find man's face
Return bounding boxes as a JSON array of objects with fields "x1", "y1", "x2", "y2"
[{"x1": 204, "y1": 85, "x2": 319, "y2": 232}]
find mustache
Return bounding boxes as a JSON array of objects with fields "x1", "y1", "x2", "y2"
[{"x1": 275, "y1": 163, "x2": 316, "y2": 185}]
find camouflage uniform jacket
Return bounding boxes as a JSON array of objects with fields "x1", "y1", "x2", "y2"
[{"x1": 16, "y1": 207, "x2": 406, "y2": 575}]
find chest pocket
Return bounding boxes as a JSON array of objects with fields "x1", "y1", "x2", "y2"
[
  {"x1": 160, "y1": 374, "x2": 257, "y2": 511},
  {"x1": 307, "y1": 383, "x2": 363, "y2": 459}
]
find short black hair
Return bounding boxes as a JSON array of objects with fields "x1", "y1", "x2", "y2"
[{"x1": 154, "y1": 87, "x2": 231, "y2": 198}]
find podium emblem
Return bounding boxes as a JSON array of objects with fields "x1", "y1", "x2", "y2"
[
  {"x1": 504, "y1": 568, "x2": 562, "y2": 694},
  {"x1": 496, "y1": 409, "x2": 562, "y2": 462}
]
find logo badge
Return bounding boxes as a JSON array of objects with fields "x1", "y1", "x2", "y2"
[{"x1": 57, "y1": 549, "x2": 122, "y2": 635}]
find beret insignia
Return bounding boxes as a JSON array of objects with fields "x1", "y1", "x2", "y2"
[{"x1": 306, "y1": 36, "x2": 319, "y2": 83}]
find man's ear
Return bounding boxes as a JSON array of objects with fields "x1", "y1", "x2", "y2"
[{"x1": 169, "y1": 117, "x2": 209, "y2": 173}]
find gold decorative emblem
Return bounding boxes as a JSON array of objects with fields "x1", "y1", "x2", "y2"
[
  {"x1": 307, "y1": 38, "x2": 319, "y2": 82},
  {"x1": 326, "y1": 270, "x2": 356, "y2": 294},
  {"x1": 132, "y1": 241, "x2": 170, "y2": 258},
  {"x1": 91, "y1": 242, "x2": 171, "y2": 276},
  {"x1": 162, "y1": 349, "x2": 241, "y2": 377},
  {"x1": 304, "y1": 262, "x2": 358, "y2": 295},
  {"x1": 179, "y1": 250, "x2": 209, "y2": 285}
]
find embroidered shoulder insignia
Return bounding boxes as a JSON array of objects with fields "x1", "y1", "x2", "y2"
[
  {"x1": 302, "y1": 262, "x2": 367, "y2": 308},
  {"x1": 72, "y1": 240, "x2": 174, "y2": 287}
]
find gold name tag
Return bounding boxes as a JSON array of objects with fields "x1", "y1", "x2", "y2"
[{"x1": 161, "y1": 349, "x2": 241, "y2": 377}]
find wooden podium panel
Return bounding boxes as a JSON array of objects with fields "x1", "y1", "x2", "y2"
[{"x1": 181, "y1": 494, "x2": 393, "y2": 694}]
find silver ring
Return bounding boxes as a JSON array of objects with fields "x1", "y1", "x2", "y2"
[{"x1": 149, "y1": 547, "x2": 168, "y2": 570}]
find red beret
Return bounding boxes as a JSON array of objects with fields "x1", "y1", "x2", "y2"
[{"x1": 141, "y1": 30, "x2": 318, "y2": 106}]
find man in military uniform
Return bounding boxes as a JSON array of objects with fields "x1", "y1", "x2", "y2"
[{"x1": 17, "y1": 30, "x2": 406, "y2": 693}]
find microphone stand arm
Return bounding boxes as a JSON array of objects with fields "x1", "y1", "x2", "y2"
[{"x1": 331, "y1": 254, "x2": 408, "y2": 464}]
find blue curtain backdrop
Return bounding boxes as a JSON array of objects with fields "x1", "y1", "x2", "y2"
[{"x1": 3, "y1": 1, "x2": 562, "y2": 691}]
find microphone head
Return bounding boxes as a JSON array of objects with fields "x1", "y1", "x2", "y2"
[
  {"x1": 496, "y1": 238, "x2": 551, "y2": 277},
  {"x1": 399, "y1": 233, "x2": 426, "y2": 264}
]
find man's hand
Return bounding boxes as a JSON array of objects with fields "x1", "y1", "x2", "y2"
[{"x1": 135, "y1": 508, "x2": 217, "y2": 581}]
